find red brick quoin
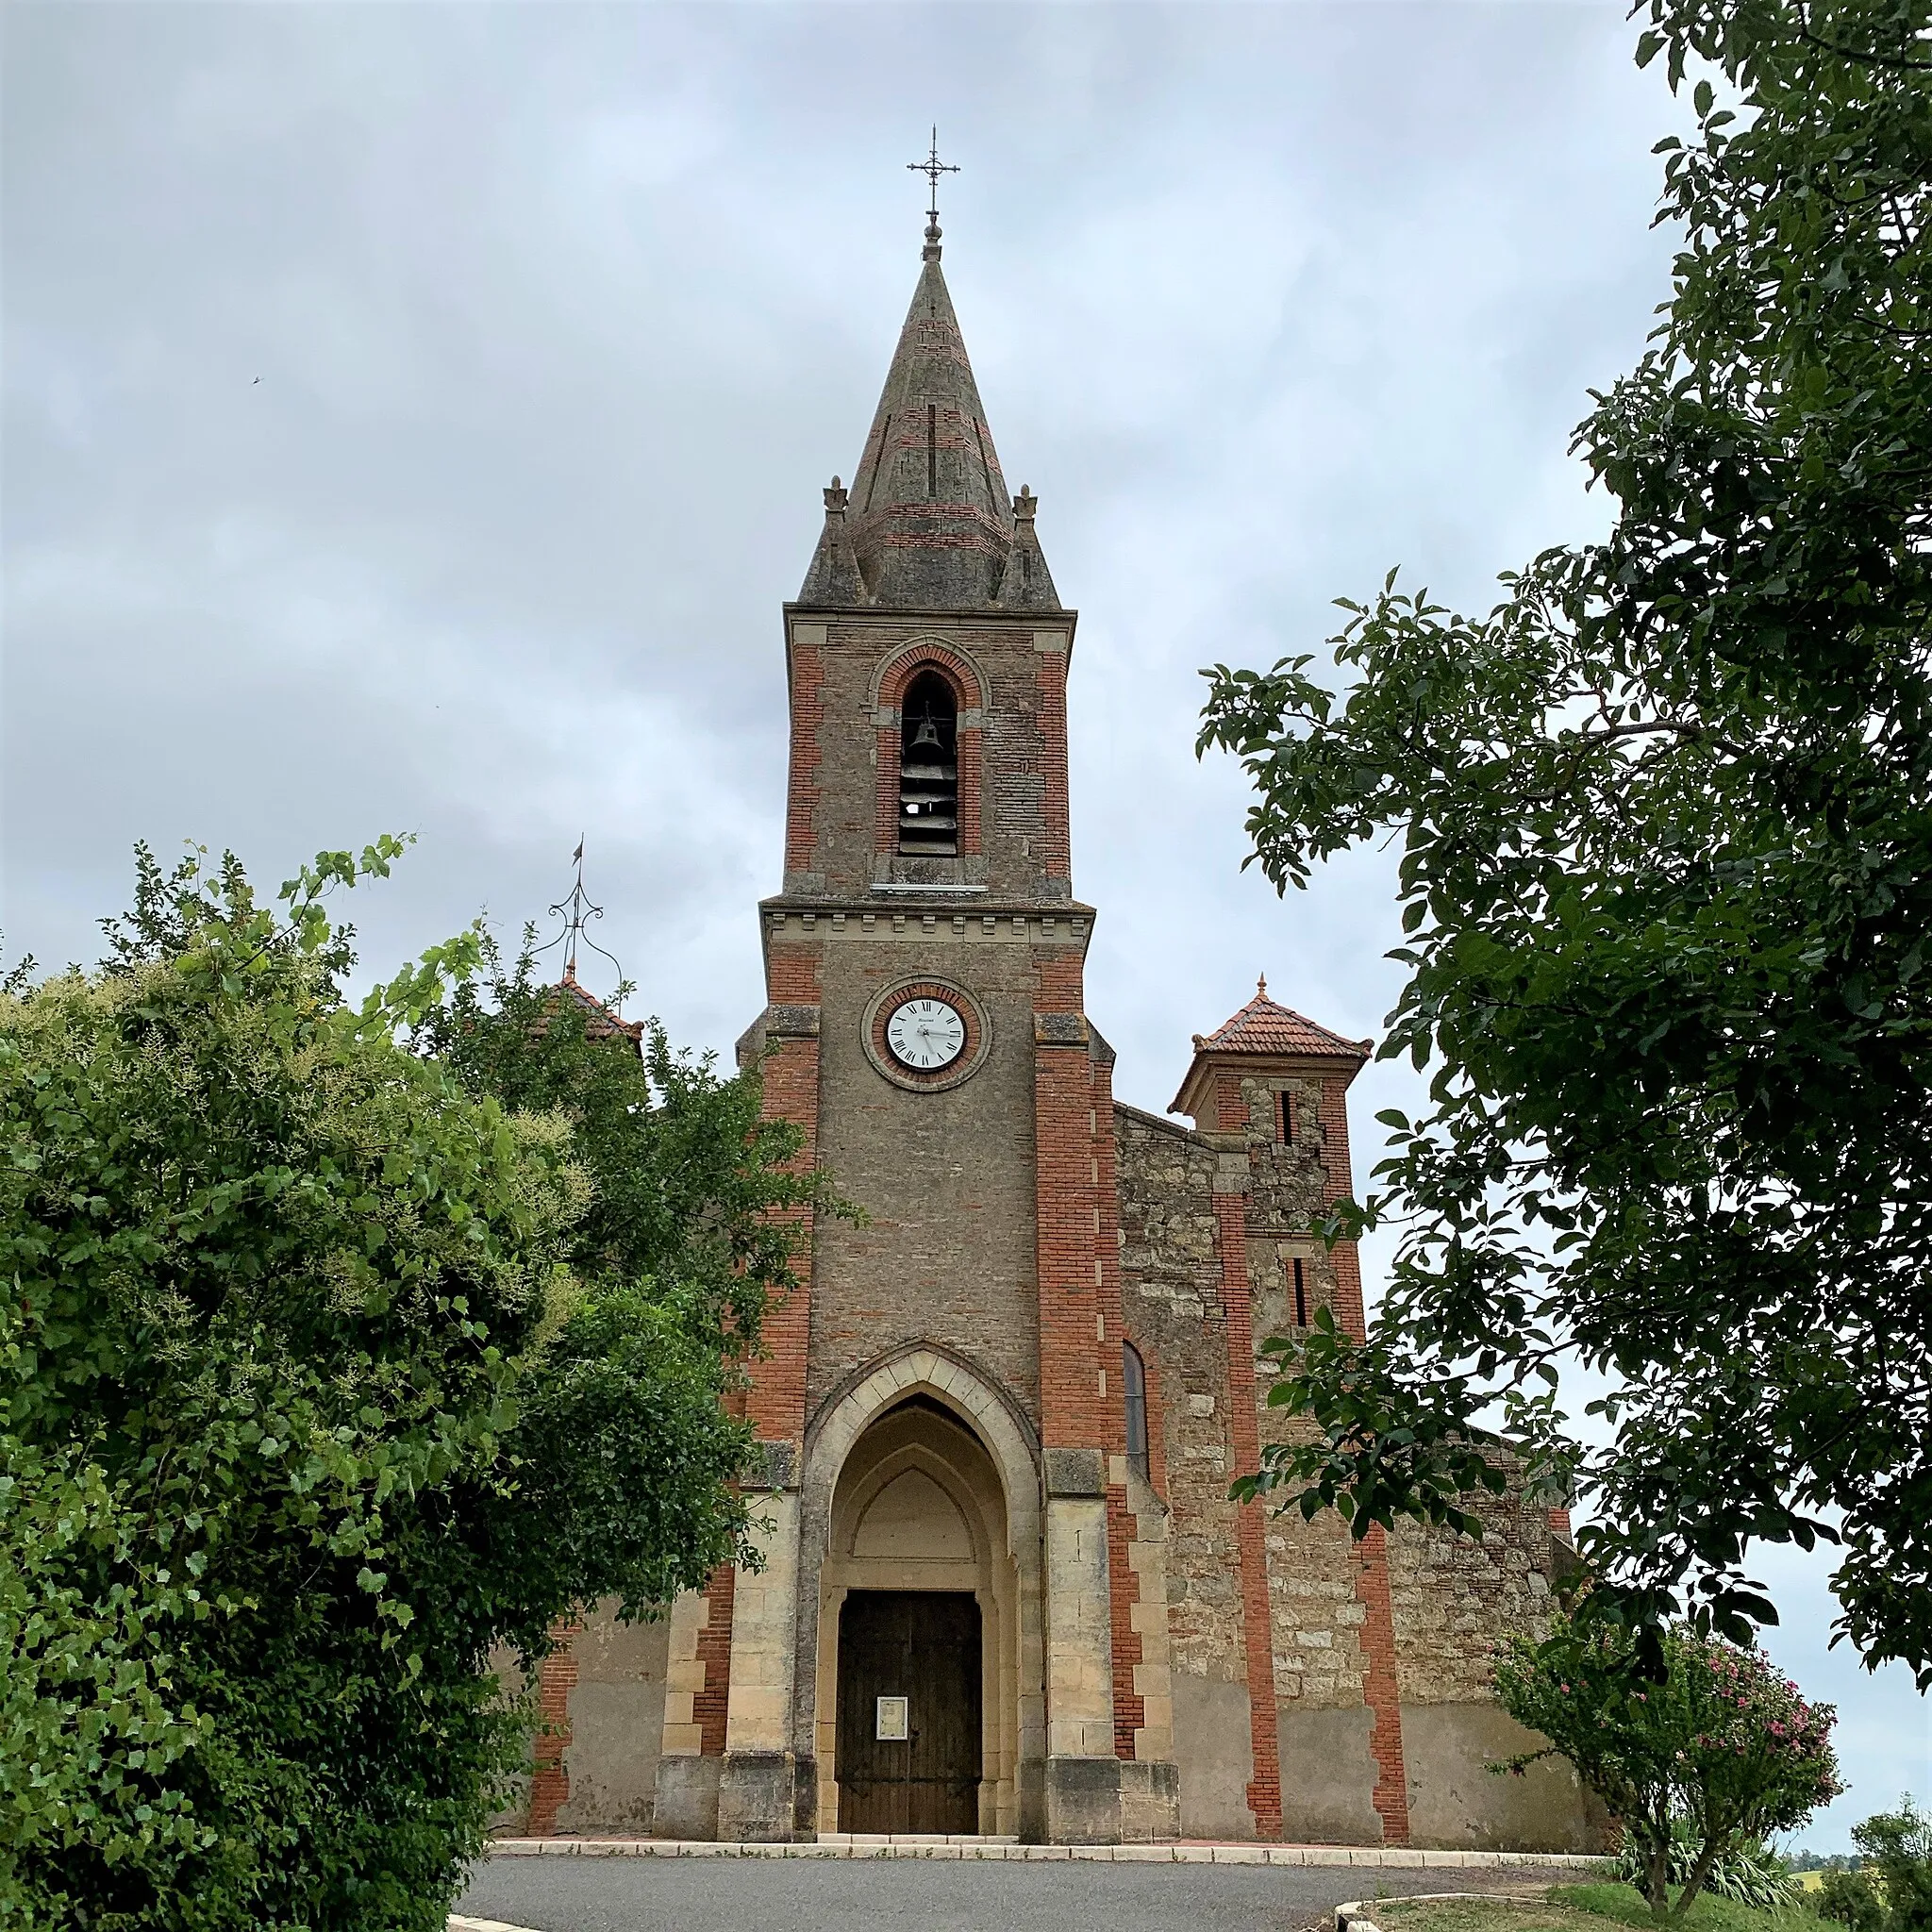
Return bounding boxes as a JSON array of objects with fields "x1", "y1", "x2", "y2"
[{"x1": 525, "y1": 1615, "x2": 584, "y2": 1835}]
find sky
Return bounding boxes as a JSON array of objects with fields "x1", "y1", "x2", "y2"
[{"x1": 4, "y1": 0, "x2": 1925, "y2": 1849}]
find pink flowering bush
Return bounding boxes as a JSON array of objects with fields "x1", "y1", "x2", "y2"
[{"x1": 1494, "y1": 1612, "x2": 1841, "y2": 1922}]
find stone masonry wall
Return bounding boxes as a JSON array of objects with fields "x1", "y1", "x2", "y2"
[
  {"x1": 1113, "y1": 1104, "x2": 1245, "y2": 1691},
  {"x1": 1116, "y1": 1072, "x2": 1584, "y2": 1848},
  {"x1": 1388, "y1": 1490, "x2": 1563, "y2": 1706},
  {"x1": 794, "y1": 920, "x2": 1049, "y2": 1430}
]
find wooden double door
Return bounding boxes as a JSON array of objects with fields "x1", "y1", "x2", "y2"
[{"x1": 835, "y1": 1591, "x2": 983, "y2": 1834}]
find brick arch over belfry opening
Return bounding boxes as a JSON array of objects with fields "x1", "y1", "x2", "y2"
[
  {"x1": 791, "y1": 1344, "x2": 1046, "y2": 1832},
  {"x1": 871, "y1": 641, "x2": 988, "y2": 859}
]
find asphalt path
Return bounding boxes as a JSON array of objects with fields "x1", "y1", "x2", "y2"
[{"x1": 456, "y1": 1854, "x2": 1568, "y2": 1932}]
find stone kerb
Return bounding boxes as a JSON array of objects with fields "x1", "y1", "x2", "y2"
[{"x1": 476, "y1": 1840, "x2": 1616, "y2": 1866}]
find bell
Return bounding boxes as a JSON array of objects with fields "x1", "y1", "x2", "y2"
[{"x1": 909, "y1": 713, "x2": 941, "y2": 751}]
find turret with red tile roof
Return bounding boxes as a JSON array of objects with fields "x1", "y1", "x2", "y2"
[
  {"x1": 547, "y1": 965, "x2": 644, "y2": 1054},
  {"x1": 1170, "y1": 974, "x2": 1372, "y2": 1125}
]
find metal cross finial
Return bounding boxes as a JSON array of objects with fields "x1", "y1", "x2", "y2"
[{"x1": 908, "y1": 126, "x2": 959, "y2": 252}]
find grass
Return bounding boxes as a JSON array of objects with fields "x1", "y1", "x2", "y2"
[
  {"x1": 1366, "y1": 1883, "x2": 1824, "y2": 1932},
  {"x1": 1368, "y1": 1895, "x2": 1594, "y2": 1932},
  {"x1": 1554, "y1": 1881, "x2": 1821, "y2": 1932}
]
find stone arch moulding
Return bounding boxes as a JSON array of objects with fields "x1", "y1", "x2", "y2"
[
  {"x1": 868, "y1": 634, "x2": 991, "y2": 715},
  {"x1": 803, "y1": 1341, "x2": 1040, "y2": 1552},
  {"x1": 789, "y1": 1343, "x2": 1046, "y2": 1798}
]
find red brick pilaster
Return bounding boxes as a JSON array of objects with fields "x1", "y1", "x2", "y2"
[
  {"x1": 1034, "y1": 642, "x2": 1072, "y2": 887},
  {"x1": 1309, "y1": 1066, "x2": 1406, "y2": 1835},
  {"x1": 749, "y1": 946, "x2": 820, "y2": 1443},
  {"x1": 693, "y1": 1564, "x2": 737, "y2": 1757},
  {"x1": 874, "y1": 715, "x2": 901, "y2": 857},
  {"x1": 783, "y1": 634, "x2": 825, "y2": 879},
  {"x1": 1213, "y1": 1142, "x2": 1284, "y2": 1840},
  {"x1": 956, "y1": 720, "x2": 983, "y2": 857},
  {"x1": 1354, "y1": 1526, "x2": 1410, "y2": 1844},
  {"x1": 744, "y1": 1054, "x2": 815, "y2": 1443},
  {"x1": 1317, "y1": 1074, "x2": 1368, "y2": 1338},
  {"x1": 525, "y1": 1614, "x2": 584, "y2": 1834}
]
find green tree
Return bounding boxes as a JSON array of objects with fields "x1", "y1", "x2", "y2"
[
  {"x1": 411, "y1": 932, "x2": 824, "y2": 1358},
  {"x1": 0, "y1": 843, "x2": 796, "y2": 1929},
  {"x1": 1846, "y1": 1798, "x2": 1932, "y2": 1932},
  {"x1": 1494, "y1": 1617, "x2": 1841, "y2": 1921},
  {"x1": 1821, "y1": 1870, "x2": 1891, "y2": 1932},
  {"x1": 408, "y1": 931, "x2": 847, "y2": 1634},
  {"x1": 1200, "y1": 0, "x2": 1932, "y2": 1680}
]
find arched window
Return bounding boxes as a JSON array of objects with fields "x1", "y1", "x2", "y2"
[
  {"x1": 898, "y1": 669, "x2": 958, "y2": 857},
  {"x1": 1122, "y1": 1341, "x2": 1150, "y2": 1485}
]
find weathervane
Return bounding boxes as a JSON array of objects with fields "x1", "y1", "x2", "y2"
[
  {"x1": 908, "y1": 126, "x2": 959, "y2": 254},
  {"x1": 535, "y1": 838, "x2": 625, "y2": 998}
]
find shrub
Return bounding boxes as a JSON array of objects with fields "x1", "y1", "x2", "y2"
[
  {"x1": 0, "y1": 844, "x2": 794, "y2": 1930},
  {"x1": 1854, "y1": 1800, "x2": 1932, "y2": 1932},
  {"x1": 1615, "y1": 1830, "x2": 1800, "y2": 1909},
  {"x1": 1495, "y1": 1612, "x2": 1841, "y2": 1921},
  {"x1": 1820, "y1": 1871, "x2": 1890, "y2": 1932}
]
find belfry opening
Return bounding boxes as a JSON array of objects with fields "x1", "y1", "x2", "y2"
[{"x1": 896, "y1": 670, "x2": 959, "y2": 857}]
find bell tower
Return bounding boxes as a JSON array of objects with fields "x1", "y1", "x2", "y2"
[{"x1": 650, "y1": 200, "x2": 1179, "y2": 1848}]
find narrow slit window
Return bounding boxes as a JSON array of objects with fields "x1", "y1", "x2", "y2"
[
  {"x1": 1292, "y1": 1257, "x2": 1307, "y2": 1329},
  {"x1": 897, "y1": 669, "x2": 958, "y2": 857},
  {"x1": 1123, "y1": 1341, "x2": 1150, "y2": 1484},
  {"x1": 1278, "y1": 1090, "x2": 1294, "y2": 1142}
]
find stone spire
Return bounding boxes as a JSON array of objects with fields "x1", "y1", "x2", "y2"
[{"x1": 798, "y1": 243, "x2": 1060, "y2": 611}]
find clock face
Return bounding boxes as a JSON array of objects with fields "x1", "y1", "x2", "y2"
[{"x1": 885, "y1": 996, "x2": 967, "y2": 1072}]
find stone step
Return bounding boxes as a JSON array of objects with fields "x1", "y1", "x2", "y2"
[{"x1": 817, "y1": 1832, "x2": 1021, "y2": 1845}]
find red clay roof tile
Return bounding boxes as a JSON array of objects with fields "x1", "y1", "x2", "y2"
[{"x1": 1198, "y1": 976, "x2": 1370, "y2": 1059}]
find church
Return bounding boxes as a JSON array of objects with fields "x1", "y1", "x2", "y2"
[{"x1": 512, "y1": 208, "x2": 1600, "y2": 1852}]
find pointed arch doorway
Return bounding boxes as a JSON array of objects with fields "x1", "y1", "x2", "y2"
[{"x1": 816, "y1": 1391, "x2": 1017, "y2": 1835}]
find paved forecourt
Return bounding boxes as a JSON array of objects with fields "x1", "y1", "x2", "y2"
[{"x1": 456, "y1": 1841, "x2": 1611, "y2": 1932}]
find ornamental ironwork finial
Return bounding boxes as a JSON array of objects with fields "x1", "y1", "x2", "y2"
[{"x1": 536, "y1": 838, "x2": 624, "y2": 996}]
